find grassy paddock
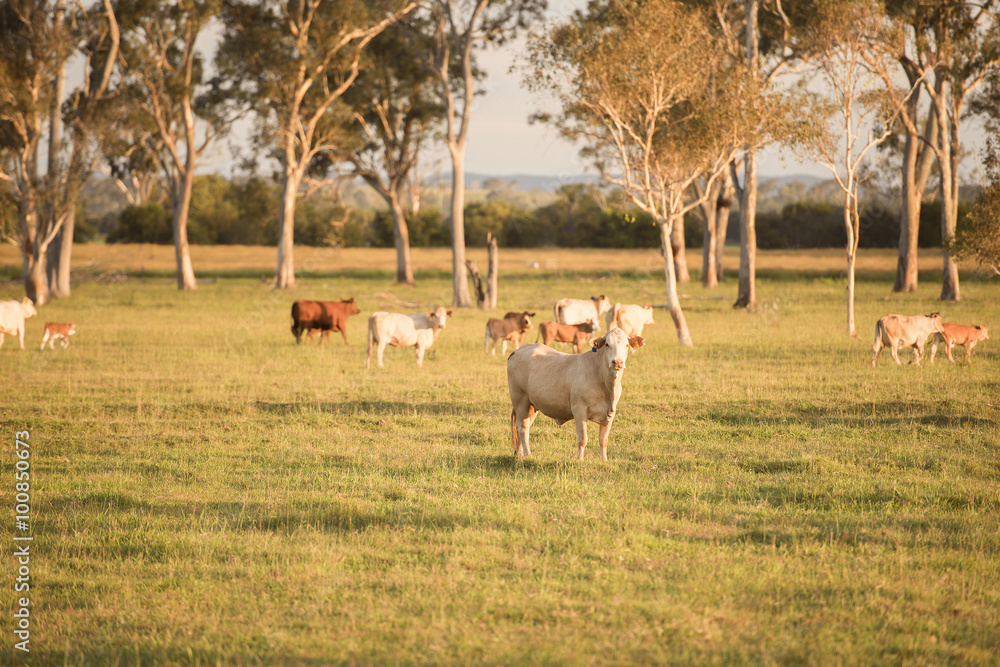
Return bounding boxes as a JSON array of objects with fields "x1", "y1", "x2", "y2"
[{"x1": 1, "y1": 246, "x2": 998, "y2": 665}]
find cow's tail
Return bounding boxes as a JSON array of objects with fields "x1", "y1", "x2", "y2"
[
  {"x1": 510, "y1": 408, "x2": 520, "y2": 456},
  {"x1": 291, "y1": 302, "x2": 301, "y2": 343},
  {"x1": 554, "y1": 300, "x2": 564, "y2": 324},
  {"x1": 366, "y1": 315, "x2": 375, "y2": 369}
]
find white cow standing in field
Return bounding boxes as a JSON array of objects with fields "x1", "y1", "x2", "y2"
[
  {"x1": 366, "y1": 306, "x2": 452, "y2": 368},
  {"x1": 0, "y1": 298, "x2": 38, "y2": 350},
  {"x1": 554, "y1": 295, "x2": 611, "y2": 333},
  {"x1": 507, "y1": 327, "x2": 645, "y2": 461},
  {"x1": 871, "y1": 312, "x2": 944, "y2": 367},
  {"x1": 605, "y1": 303, "x2": 655, "y2": 338}
]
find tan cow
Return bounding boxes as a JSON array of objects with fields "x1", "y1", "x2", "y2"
[
  {"x1": 366, "y1": 306, "x2": 451, "y2": 368},
  {"x1": 537, "y1": 320, "x2": 598, "y2": 353},
  {"x1": 929, "y1": 323, "x2": 989, "y2": 364},
  {"x1": 871, "y1": 312, "x2": 945, "y2": 367},
  {"x1": 485, "y1": 311, "x2": 534, "y2": 355},
  {"x1": 0, "y1": 298, "x2": 38, "y2": 350},
  {"x1": 605, "y1": 303, "x2": 655, "y2": 338},
  {"x1": 507, "y1": 327, "x2": 645, "y2": 461},
  {"x1": 554, "y1": 295, "x2": 611, "y2": 332}
]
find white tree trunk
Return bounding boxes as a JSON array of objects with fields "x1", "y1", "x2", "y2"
[
  {"x1": 449, "y1": 148, "x2": 472, "y2": 307},
  {"x1": 660, "y1": 218, "x2": 693, "y2": 347}
]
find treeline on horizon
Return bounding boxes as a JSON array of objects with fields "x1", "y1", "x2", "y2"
[{"x1": 89, "y1": 176, "x2": 966, "y2": 252}]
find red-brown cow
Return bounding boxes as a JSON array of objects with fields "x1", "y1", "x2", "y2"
[
  {"x1": 291, "y1": 299, "x2": 361, "y2": 344},
  {"x1": 537, "y1": 320, "x2": 599, "y2": 353}
]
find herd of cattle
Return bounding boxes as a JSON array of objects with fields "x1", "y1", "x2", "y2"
[{"x1": 0, "y1": 291, "x2": 990, "y2": 459}]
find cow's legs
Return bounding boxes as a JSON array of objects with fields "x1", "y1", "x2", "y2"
[
  {"x1": 912, "y1": 342, "x2": 924, "y2": 366},
  {"x1": 415, "y1": 343, "x2": 425, "y2": 367},
  {"x1": 512, "y1": 404, "x2": 535, "y2": 457},
  {"x1": 377, "y1": 341, "x2": 387, "y2": 368},
  {"x1": 597, "y1": 419, "x2": 613, "y2": 461},
  {"x1": 871, "y1": 335, "x2": 882, "y2": 367},
  {"x1": 485, "y1": 330, "x2": 493, "y2": 355},
  {"x1": 0, "y1": 333, "x2": 5, "y2": 348},
  {"x1": 574, "y1": 414, "x2": 588, "y2": 461},
  {"x1": 17, "y1": 329, "x2": 24, "y2": 350},
  {"x1": 501, "y1": 339, "x2": 508, "y2": 356},
  {"x1": 965, "y1": 342, "x2": 975, "y2": 362},
  {"x1": 889, "y1": 340, "x2": 902, "y2": 366},
  {"x1": 40, "y1": 331, "x2": 50, "y2": 351}
]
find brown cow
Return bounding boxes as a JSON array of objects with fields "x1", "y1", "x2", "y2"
[
  {"x1": 871, "y1": 312, "x2": 945, "y2": 367},
  {"x1": 507, "y1": 327, "x2": 645, "y2": 460},
  {"x1": 291, "y1": 299, "x2": 361, "y2": 344},
  {"x1": 929, "y1": 323, "x2": 989, "y2": 364},
  {"x1": 485, "y1": 311, "x2": 535, "y2": 355},
  {"x1": 538, "y1": 319, "x2": 599, "y2": 353},
  {"x1": 40, "y1": 322, "x2": 76, "y2": 350}
]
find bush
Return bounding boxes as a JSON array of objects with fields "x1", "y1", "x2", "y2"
[{"x1": 107, "y1": 203, "x2": 172, "y2": 244}]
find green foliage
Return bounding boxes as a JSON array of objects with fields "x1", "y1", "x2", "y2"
[{"x1": 107, "y1": 203, "x2": 173, "y2": 244}]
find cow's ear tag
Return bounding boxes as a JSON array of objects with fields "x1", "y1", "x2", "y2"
[{"x1": 591, "y1": 346, "x2": 598, "y2": 352}]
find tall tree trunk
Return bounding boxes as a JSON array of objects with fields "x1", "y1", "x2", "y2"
[
  {"x1": 276, "y1": 169, "x2": 298, "y2": 290},
  {"x1": 660, "y1": 217, "x2": 693, "y2": 347},
  {"x1": 935, "y1": 82, "x2": 960, "y2": 302},
  {"x1": 844, "y1": 206, "x2": 858, "y2": 338},
  {"x1": 449, "y1": 147, "x2": 472, "y2": 307},
  {"x1": 486, "y1": 232, "x2": 499, "y2": 310},
  {"x1": 389, "y1": 193, "x2": 415, "y2": 285},
  {"x1": 701, "y1": 179, "x2": 719, "y2": 288},
  {"x1": 734, "y1": 151, "x2": 758, "y2": 309},
  {"x1": 894, "y1": 100, "x2": 936, "y2": 293},
  {"x1": 895, "y1": 130, "x2": 920, "y2": 293},
  {"x1": 172, "y1": 172, "x2": 197, "y2": 291},
  {"x1": 47, "y1": 211, "x2": 74, "y2": 298},
  {"x1": 715, "y1": 170, "x2": 733, "y2": 284},
  {"x1": 671, "y1": 215, "x2": 690, "y2": 283}
]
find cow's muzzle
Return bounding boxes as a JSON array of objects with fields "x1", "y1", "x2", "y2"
[{"x1": 611, "y1": 358, "x2": 626, "y2": 371}]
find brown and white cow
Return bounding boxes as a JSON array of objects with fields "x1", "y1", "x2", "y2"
[
  {"x1": 291, "y1": 299, "x2": 361, "y2": 344},
  {"x1": 605, "y1": 303, "x2": 655, "y2": 338},
  {"x1": 366, "y1": 306, "x2": 452, "y2": 368},
  {"x1": 485, "y1": 311, "x2": 535, "y2": 355},
  {"x1": 537, "y1": 320, "x2": 599, "y2": 353},
  {"x1": 40, "y1": 322, "x2": 76, "y2": 350},
  {"x1": 507, "y1": 327, "x2": 645, "y2": 461},
  {"x1": 0, "y1": 298, "x2": 38, "y2": 350},
  {"x1": 930, "y1": 323, "x2": 989, "y2": 364},
  {"x1": 554, "y1": 295, "x2": 611, "y2": 332},
  {"x1": 871, "y1": 312, "x2": 945, "y2": 367}
]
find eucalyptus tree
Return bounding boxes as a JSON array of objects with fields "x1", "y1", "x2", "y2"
[
  {"x1": 917, "y1": 0, "x2": 999, "y2": 301},
  {"x1": 116, "y1": 0, "x2": 237, "y2": 291},
  {"x1": 0, "y1": 0, "x2": 119, "y2": 304},
  {"x1": 400, "y1": 0, "x2": 546, "y2": 307},
  {"x1": 341, "y1": 26, "x2": 443, "y2": 286},
  {"x1": 527, "y1": 0, "x2": 757, "y2": 347},
  {"x1": 804, "y1": 0, "x2": 910, "y2": 338},
  {"x1": 952, "y1": 136, "x2": 1000, "y2": 276},
  {"x1": 218, "y1": 0, "x2": 415, "y2": 289}
]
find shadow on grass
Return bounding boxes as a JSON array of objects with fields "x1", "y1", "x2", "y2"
[{"x1": 705, "y1": 399, "x2": 997, "y2": 429}]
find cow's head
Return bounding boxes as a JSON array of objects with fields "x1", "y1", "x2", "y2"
[
  {"x1": 20, "y1": 297, "x2": 37, "y2": 318},
  {"x1": 591, "y1": 327, "x2": 645, "y2": 371},
  {"x1": 518, "y1": 312, "x2": 534, "y2": 330},
  {"x1": 643, "y1": 304, "x2": 655, "y2": 324},
  {"x1": 581, "y1": 318, "x2": 599, "y2": 333},
  {"x1": 342, "y1": 298, "x2": 360, "y2": 315},
  {"x1": 978, "y1": 326, "x2": 989, "y2": 341},
  {"x1": 591, "y1": 294, "x2": 612, "y2": 315},
  {"x1": 427, "y1": 306, "x2": 452, "y2": 330},
  {"x1": 927, "y1": 312, "x2": 945, "y2": 333}
]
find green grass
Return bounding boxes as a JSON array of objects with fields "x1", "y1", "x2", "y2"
[{"x1": 2, "y1": 262, "x2": 999, "y2": 665}]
